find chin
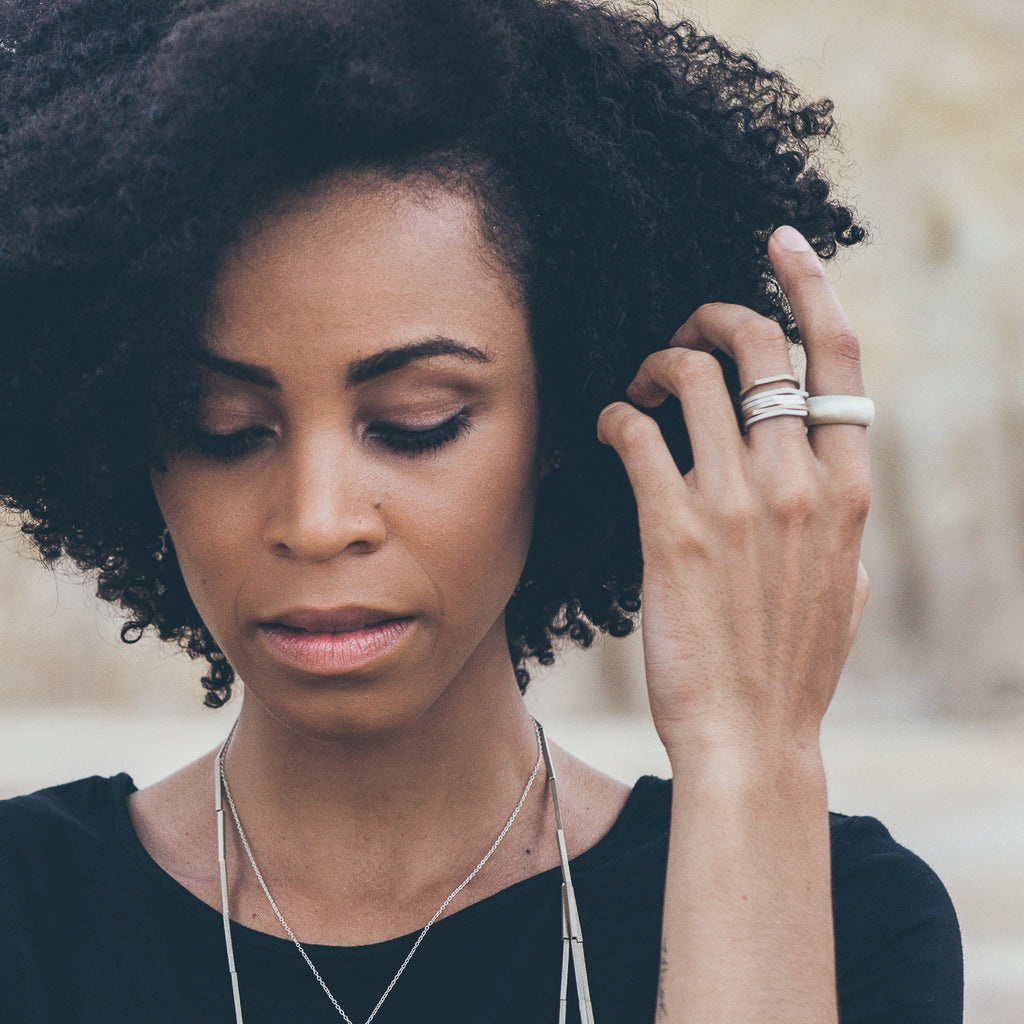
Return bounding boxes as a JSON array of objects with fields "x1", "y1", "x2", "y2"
[{"x1": 238, "y1": 663, "x2": 461, "y2": 745}]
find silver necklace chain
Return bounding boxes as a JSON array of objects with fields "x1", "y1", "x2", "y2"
[{"x1": 216, "y1": 719, "x2": 544, "y2": 1024}]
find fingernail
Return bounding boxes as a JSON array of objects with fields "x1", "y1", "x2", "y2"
[{"x1": 773, "y1": 225, "x2": 811, "y2": 252}]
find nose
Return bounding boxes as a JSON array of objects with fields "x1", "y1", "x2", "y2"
[{"x1": 261, "y1": 438, "x2": 387, "y2": 562}]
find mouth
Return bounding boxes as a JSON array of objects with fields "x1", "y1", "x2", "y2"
[
  {"x1": 257, "y1": 608, "x2": 414, "y2": 674},
  {"x1": 267, "y1": 607, "x2": 403, "y2": 633}
]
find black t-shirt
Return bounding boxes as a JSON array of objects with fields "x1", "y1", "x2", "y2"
[{"x1": 0, "y1": 773, "x2": 962, "y2": 1023}]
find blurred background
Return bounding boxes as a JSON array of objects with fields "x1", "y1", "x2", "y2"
[{"x1": 1, "y1": 0, "x2": 1020, "y2": 1021}]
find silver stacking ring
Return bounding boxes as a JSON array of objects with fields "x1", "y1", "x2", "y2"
[
  {"x1": 805, "y1": 395, "x2": 875, "y2": 428},
  {"x1": 738, "y1": 373, "x2": 800, "y2": 402},
  {"x1": 740, "y1": 385, "x2": 809, "y2": 430}
]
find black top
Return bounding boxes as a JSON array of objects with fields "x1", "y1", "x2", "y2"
[{"x1": 0, "y1": 774, "x2": 962, "y2": 1024}]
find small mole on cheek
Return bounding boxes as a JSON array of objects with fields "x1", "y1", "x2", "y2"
[{"x1": 525, "y1": 847, "x2": 532, "y2": 855}]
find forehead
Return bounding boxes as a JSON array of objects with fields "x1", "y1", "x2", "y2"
[{"x1": 205, "y1": 175, "x2": 531, "y2": 374}]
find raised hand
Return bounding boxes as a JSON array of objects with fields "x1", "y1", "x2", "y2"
[
  {"x1": 597, "y1": 225, "x2": 870, "y2": 1023},
  {"x1": 597, "y1": 225, "x2": 870, "y2": 765}
]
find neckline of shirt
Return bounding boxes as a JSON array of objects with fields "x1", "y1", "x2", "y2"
[{"x1": 104, "y1": 770, "x2": 669, "y2": 959}]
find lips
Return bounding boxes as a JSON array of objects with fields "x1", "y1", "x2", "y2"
[
  {"x1": 270, "y1": 606, "x2": 400, "y2": 634},
  {"x1": 257, "y1": 606, "x2": 413, "y2": 675}
]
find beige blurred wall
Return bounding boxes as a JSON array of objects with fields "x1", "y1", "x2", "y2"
[
  {"x1": 2, "y1": 0, "x2": 1024, "y2": 720},
  {"x1": 683, "y1": 0, "x2": 1024, "y2": 721}
]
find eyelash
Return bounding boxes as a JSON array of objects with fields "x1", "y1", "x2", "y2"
[
  {"x1": 368, "y1": 409, "x2": 471, "y2": 455},
  {"x1": 189, "y1": 410, "x2": 471, "y2": 464},
  {"x1": 187, "y1": 426, "x2": 273, "y2": 462}
]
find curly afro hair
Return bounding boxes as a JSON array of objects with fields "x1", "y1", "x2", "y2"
[{"x1": 0, "y1": 0, "x2": 864, "y2": 706}]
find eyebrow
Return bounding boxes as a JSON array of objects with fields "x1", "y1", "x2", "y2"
[
  {"x1": 199, "y1": 353, "x2": 280, "y2": 390},
  {"x1": 198, "y1": 337, "x2": 490, "y2": 390},
  {"x1": 346, "y1": 337, "x2": 490, "y2": 385}
]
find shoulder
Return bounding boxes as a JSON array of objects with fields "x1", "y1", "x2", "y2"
[
  {"x1": 829, "y1": 810, "x2": 953, "y2": 892},
  {"x1": 603, "y1": 780, "x2": 961, "y2": 924},
  {"x1": 828, "y1": 811, "x2": 960, "y2": 926},
  {"x1": 573, "y1": 774, "x2": 672, "y2": 874},
  {"x1": 828, "y1": 812, "x2": 963, "y2": 1023},
  {"x1": 545, "y1": 743, "x2": 633, "y2": 859},
  {"x1": 0, "y1": 774, "x2": 136, "y2": 869},
  {"x1": 597, "y1": 787, "x2": 963, "y2": 1022}
]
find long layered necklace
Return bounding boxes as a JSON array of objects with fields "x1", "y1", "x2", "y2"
[{"x1": 214, "y1": 719, "x2": 595, "y2": 1024}]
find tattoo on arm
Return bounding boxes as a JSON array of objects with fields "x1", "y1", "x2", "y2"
[{"x1": 656, "y1": 940, "x2": 669, "y2": 1019}]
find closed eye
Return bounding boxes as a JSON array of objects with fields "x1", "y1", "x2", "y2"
[
  {"x1": 184, "y1": 410, "x2": 471, "y2": 462},
  {"x1": 368, "y1": 409, "x2": 471, "y2": 456},
  {"x1": 188, "y1": 425, "x2": 276, "y2": 462}
]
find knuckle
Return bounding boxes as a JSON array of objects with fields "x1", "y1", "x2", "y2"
[
  {"x1": 790, "y1": 254, "x2": 828, "y2": 284},
  {"x1": 835, "y1": 473, "x2": 872, "y2": 520},
  {"x1": 823, "y1": 327, "x2": 862, "y2": 367},
  {"x1": 766, "y1": 471, "x2": 818, "y2": 518},
  {"x1": 645, "y1": 504, "x2": 693, "y2": 546},
  {"x1": 658, "y1": 516, "x2": 710, "y2": 559},
  {"x1": 693, "y1": 301, "x2": 728, "y2": 322},
  {"x1": 615, "y1": 411, "x2": 660, "y2": 451},
  {"x1": 740, "y1": 316, "x2": 787, "y2": 356},
  {"x1": 672, "y1": 528, "x2": 710, "y2": 560},
  {"x1": 597, "y1": 403, "x2": 628, "y2": 443},
  {"x1": 717, "y1": 488, "x2": 758, "y2": 531},
  {"x1": 664, "y1": 347, "x2": 719, "y2": 386},
  {"x1": 645, "y1": 348, "x2": 685, "y2": 378}
]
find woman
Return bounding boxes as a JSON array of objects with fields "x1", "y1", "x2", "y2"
[{"x1": 0, "y1": 1, "x2": 961, "y2": 1022}]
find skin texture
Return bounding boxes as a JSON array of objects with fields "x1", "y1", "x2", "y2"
[
  {"x1": 133, "y1": 176, "x2": 628, "y2": 945},
  {"x1": 134, "y1": 175, "x2": 870, "y2": 1020},
  {"x1": 598, "y1": 225, "x2": 870, "y2": 1023},
  {"x1": 152, "y1": 176, "x2": 543, "y2": 742}
]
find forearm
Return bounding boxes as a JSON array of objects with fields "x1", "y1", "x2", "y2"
[
  {"x1": 657, "y1": 741, "x2": 837, "y2": 1024},
  {"x1": 594, "y1": 230, "x2": 870, "y2": 1024}
]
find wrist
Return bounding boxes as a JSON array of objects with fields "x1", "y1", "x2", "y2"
[{"x1": 661, "y1": 722, "x2": 827, "y2": 794}]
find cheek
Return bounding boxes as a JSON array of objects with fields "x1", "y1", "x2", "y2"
[
  {"x1": 418, "y1": 421, "x2": 540, "y2": 618},
  {"x1": 150, "y1": 468, "x2": 254, "y2": 625}
]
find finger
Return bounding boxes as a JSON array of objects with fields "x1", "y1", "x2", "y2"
[
  {"x1": 768, "y1": 227, "x2": 869, "y2": 466},
  {"x1": 670, "y1": 302, "x2": 807, "y2": 449},
  {"x1": 768, "y1": 227, "x2": 863, "y2": 398},
  {"x1": 626, "y1": 348, "x2": 744, "y2": 483},
  {"x1": 596, "y1": 401, "x2": 688, "y2": 532},
  {"x1": 671, "y1": 303, "x2": 792, "y2": 383}
]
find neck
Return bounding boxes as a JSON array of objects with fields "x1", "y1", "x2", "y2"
[{"x1": 216, "y1": 639, "x2": 545, "y2": 934}]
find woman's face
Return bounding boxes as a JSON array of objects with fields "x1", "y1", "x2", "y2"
[{"x1": 151, "y1": 176, "x2": 542, "y2": 737}]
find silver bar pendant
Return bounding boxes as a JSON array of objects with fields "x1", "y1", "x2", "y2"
[{"x1": 538, "y1": 721, "x2": 597, "y2": 1024}]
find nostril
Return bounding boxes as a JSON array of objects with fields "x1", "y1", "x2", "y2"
[{"x1": 263, "y1": 495, "x2": 388, "y2": 561}]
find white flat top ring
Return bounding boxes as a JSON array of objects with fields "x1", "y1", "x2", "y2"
[{"x1": 805, "y1": 395, "x2": 875, "y2": 428}]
